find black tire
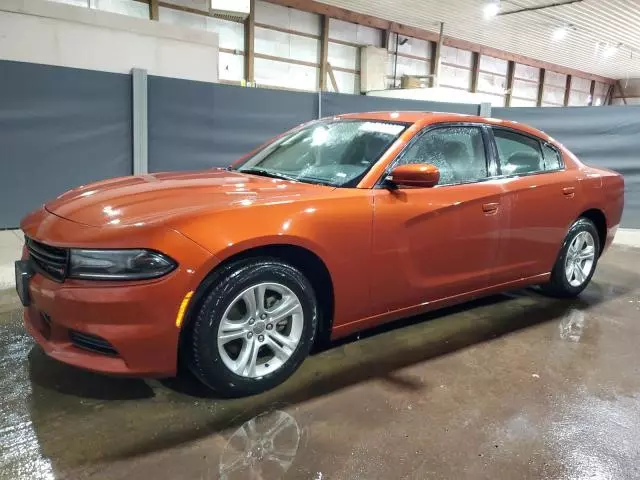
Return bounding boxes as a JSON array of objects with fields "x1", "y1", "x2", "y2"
[
  {"x1": 187, "y1": 257, "x2": 318, "y2": 397},
  {"x1": 541, "y1": 217, "x2": 600, "y2": 298}
]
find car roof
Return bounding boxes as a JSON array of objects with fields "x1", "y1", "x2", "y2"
[{"x1": 334, "y1": 111, "x2": 552, "y2": 142}]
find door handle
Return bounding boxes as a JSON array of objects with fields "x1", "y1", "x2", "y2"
[
  {"x1": 482, "y1": 202, "x2": 500, "y2": 214},
  {"x1": 562, "y1": 187, "x2": 576, "y2": 198}
]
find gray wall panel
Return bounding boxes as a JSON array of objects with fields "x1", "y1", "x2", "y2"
[
  {"x1": 148, "y1": 78, "x2": 318, "y2": 172},
  {"x1": 493, "y1": 106, "x2": 640, "y2": 228},
  {"x1": 321, "y1": 92, "x2": 479, "y2": 117},
  {"x1": 0, "y1": 60, "x2": 132, "y2": 229}
]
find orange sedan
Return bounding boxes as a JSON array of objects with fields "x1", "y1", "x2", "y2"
[{"x1": 17, "y1": 112, "x2": 624, "y2": 397}]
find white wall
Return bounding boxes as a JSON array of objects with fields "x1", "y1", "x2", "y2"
[
  {"x1": 0, "y1": 0, "x2": 219, "y2": 82},
  {"x1": 613, "y1": 78, "x2": 640, "y2": 105},
  {"x1": 367, "y1": 86, "x2": 485, "y2": 106},
  {"x1": 255, "y1": 1, "x2": 321, "y2": 91},
  {"x1": 24, "y1": 0, "x2": 612, "y2": 105}
]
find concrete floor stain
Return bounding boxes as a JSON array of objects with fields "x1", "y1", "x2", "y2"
[{"x1": 0, "y1": 246, "x2": 639, "y2": 479}]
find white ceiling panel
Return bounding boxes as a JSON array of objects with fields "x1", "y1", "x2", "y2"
[{"x1": 317, "y1": 0, "x2": 640, "y2": 79}]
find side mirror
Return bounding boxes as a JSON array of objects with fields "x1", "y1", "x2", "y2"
[{"x1": 386, "y1": 164, "x2": 440, "y2": 188}]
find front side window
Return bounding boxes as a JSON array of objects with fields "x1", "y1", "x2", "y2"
[
  {"x1": 233, "y1": 120, "x2": 407, "y2": 187},
  {"x1": 493, "y1": 128, "x2": 544, "y2": 175},
  {"x1": 396, "y1": 126, "x2": 488, "y2": 185}
]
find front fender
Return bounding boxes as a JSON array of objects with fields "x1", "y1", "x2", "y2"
[{"x1": 170, "y1": 193, "x2": 375, "y2": 329}]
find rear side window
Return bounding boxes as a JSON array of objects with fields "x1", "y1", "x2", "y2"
[
  {"x1": 542, "y1": 143, "x2": 562, "y2": 170},
  {"x1": 493, "y1": 128, "x2": 543, "y2": 175}
]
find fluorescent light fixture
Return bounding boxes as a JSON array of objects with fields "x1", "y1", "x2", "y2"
[
  {"x1": 484, "y1": 4, "x2": 499, "y2": 17},
  {"x1": 311, "y1": 126, "x2": 329, "y2": 146},
  {"x1": 603, "y1": 44, "x2": 618, "y2": 57},
  {"x1": 483, "y1": 0, "x2": 500, "y2": 18},
  {"x1": 552, "y1": 26, "x2": 568, "y2": 41}
]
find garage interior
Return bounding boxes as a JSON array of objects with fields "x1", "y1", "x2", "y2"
[{"x1": 1, "y1": 0, "x2": 640, "y2": 478}]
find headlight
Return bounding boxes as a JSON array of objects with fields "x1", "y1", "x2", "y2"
[{"x1": 69, "y1": 249, "x2": 177, "y2": 280}]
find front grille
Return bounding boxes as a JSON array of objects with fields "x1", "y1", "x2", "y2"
[
  {"x1": 69, "y1": 330, "x2": 119, "y2": 356},
  {"x1": 26, "y1": 237, "x2": 69, "y2": 282}
]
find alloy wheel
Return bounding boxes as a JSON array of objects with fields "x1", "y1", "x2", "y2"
[
  {"x1": 564, "y1": 231, "x2": 596, "y2": 287},
  {"x1": 217, "y1": 282, "x2": 304, "y2": 378}
]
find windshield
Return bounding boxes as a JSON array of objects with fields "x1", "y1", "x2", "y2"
[{"x1": 232, "y1": 120, "x2": 408, "y2": 187}]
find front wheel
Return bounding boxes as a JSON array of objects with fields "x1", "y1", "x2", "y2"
[
  {"x1": 187, "y1": 258, "x2": 318, "y2": 397},
  {"x1": 541, "y1": 218, "x2": 600, "y2": 298}
]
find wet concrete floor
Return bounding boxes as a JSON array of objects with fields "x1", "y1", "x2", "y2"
[{"x1": 1, "y1": 246, "x2": 640, "y2": 479}]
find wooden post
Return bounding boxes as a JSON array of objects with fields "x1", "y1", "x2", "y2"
[
  {"x1": 617, "y1": 80, "x2": 628, "y2": 105},
  {"x1": 605, "y1": 84, "x2": 615, "y2": 105},
  {"x1": 319, "y1": 15, "x2": 329, "y2": 91},
  {"x1": 431, "y1": 22, "x2": 444, "y2": 88},
  {"x1": 536, "y1": 68, "x2": 546, "y2": 106},
  {"x1": 244, "y1": 0, "x2": 256, "y2": 85},
  {"x1": 588, "y1": 80, "x2": 596, "y2": 106},
  {"x1": 327, "y1": 63, "x2": 339, "y2": 92},
  {"x1": 505, "y1": 60, "x2": 515, "y2": 106},
  {"x1": 563, "y1": 74, "x2": 572, "y2": 106},
  {"x1": 381, "y1": 29, "x2": 390, "y2": 50},
  {"x1": 149, "y1": 0, "x2": 159, "y2": 20},
  {"x1": 470, "y1": 52, "x2": 480, "y2": 93},
  {"x1": 429, "y1": 42, "x2": 437, "y2": 88}
]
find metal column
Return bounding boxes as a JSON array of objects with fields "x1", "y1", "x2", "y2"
[
  {"x1": 479, "y1": 102, "x2": 492, "y2": 117},
  {"x1": 132, "y1": 68, "x2": 148, "y2": 175}
]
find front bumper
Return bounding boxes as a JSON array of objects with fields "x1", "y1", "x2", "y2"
[
  {"x1": 24, "y1": 274, "x2": 187, "y2": 376},
  {"x1": 20, "y1": 209, "x2": 215, "y2": 377}
]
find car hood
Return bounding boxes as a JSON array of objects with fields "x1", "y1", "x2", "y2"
[{"x1": 45, "y1": 169, "x2": 331, "y2": 227}]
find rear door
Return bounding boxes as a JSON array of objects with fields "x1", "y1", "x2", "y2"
[
  {"x1": 488, "y1": 127, "x2": 580, "y2": 284},
  {"x1": 371, "y1": 124, "x2": 505, "y2": 313}
]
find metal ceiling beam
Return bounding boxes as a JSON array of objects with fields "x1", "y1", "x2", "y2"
[{"x1": 497, "y1": 0, "x2": 584, "y2": 17}]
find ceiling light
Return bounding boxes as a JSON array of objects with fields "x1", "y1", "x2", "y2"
[
  {"x1": 552, "y1": 26, "x2": 568, "y2": 41},
  {"x1": 483, "y1": 0, "x2": 500, "y2": 19},
  {"x1": 602, "y1": 44, "x2": 618, "y2": 58}
]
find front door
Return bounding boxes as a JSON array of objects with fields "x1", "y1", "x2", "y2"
[{"x1": 371, "y1": 125, "x2": 505, "y2": 314}]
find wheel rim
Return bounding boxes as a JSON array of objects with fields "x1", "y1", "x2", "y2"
[
  {"x1": 217, "y1": 282, "x2": 304, "y2": 378},
  {"x1": 564, "y1": 231, "x2": 596, "y2": 287},
  {"x1": 219, "y1": 410, "x2": 300, "y2": 478}
]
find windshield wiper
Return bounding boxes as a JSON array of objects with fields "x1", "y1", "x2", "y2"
[{"x1": 240, "y1": 168, "x2": 298, "y2": 182}]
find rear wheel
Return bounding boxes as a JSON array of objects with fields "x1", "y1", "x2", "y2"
[
  {"x1": 541, "y1": 218, "x2": 600, "y2": 298},
  {"x1": 188, "y1": 258, "x2": 317, "y2": 397}
]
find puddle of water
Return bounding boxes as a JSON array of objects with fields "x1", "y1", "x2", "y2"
[{"x1": 0, "y1": 309, "x2": 55, "y2": 480}]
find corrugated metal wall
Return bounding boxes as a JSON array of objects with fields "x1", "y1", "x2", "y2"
[
  {"x1": 148, "y1": 78, "x2": 318, "y2": 171},
  {"x1": 494, "y1": 105, "x2": 640, "y2": 228},
  {"x1": 146, "y1": 77, "x2": 481, "y2": 173},
  {"x1": 0, "y1": 60, "x2": 133, "y2": 228},
  {"x1": 0, "y1": 57, "x2": 637, "y2": 230}
]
